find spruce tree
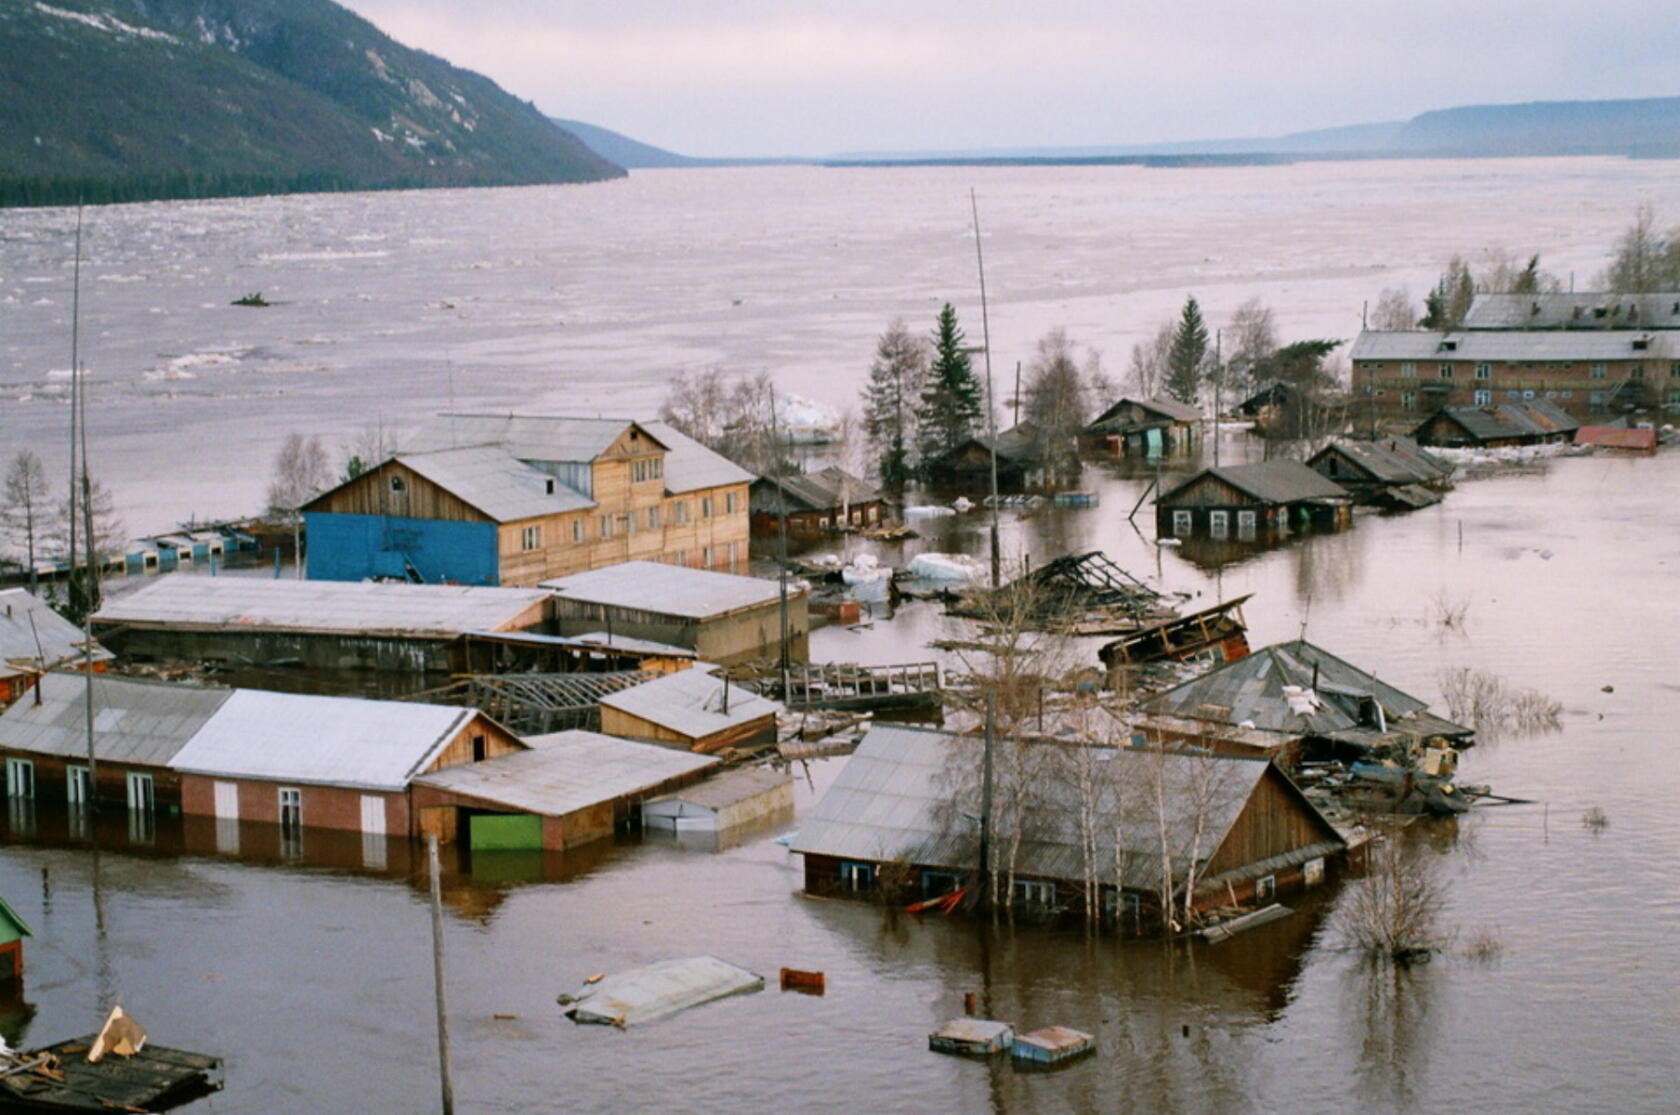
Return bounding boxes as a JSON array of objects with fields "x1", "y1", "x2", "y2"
[
  {"x1": 1165, "y1": 295, "x2": 1209, "y2": 405},
  {"x1": 918, "y1": 304, "x2": 986, "y2": 465},
  {"x1": 861, "y1": 319, "x2": 927, "y2": 494}
]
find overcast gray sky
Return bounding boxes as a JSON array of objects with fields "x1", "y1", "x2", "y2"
[{"x1": 339, "y1": 1, "x2": 1678, "y2": 157}]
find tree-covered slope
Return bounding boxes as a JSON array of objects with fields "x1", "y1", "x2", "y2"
[{"x1": 0, "y1": 0, "x2": 623, "y2": 206}]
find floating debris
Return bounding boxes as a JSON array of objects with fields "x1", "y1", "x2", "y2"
[
  {"x1": 1011, "y1": 1026, "x2": 1096, "y2": 1066},
  {"x1": 929, "y1": 1018, "x2": 1014, "y2": 1057},
  {"x1": 0, "y1": 1007, "x2": 223, "y2": 1113},
  {"x1": 560, "y1": 956, "x2": 764, "y2": 1028}
]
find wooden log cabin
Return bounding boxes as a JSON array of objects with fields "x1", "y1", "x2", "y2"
[{"x1": 1154, "y1": 461, "x2": 1351, "y2": 541}]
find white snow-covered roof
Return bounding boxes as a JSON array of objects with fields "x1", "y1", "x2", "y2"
[
  {"x1": 543, "y1": 561, "x2": 790, "y2": 619},
  {"x1": 396, "y1": 445, "x2": 594, "y2": 521},
  {"x1": 170, "y1": 689, "x2": 484, "y2": 791},
  {"x1": 600, "y1": 666, "x2": 782, "y2": 739}
]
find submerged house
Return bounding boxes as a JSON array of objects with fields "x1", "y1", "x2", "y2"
[
  {"x1": 923, "y1": 423, "x2": 1075, "y2": 491},
  {"x1": 1411, "y1": 400, "x2": 1579, "y2": 448},
  {"x1": 1081, "y1": 396, "x2": 1201, "y2": 456},
  {"x1": 543, "y1": 560, "x2": 807, "y2": 666},
  {"x1": 93, "y1": 576, "x2": 551, "y2": 673},
  {"x1": 410, "y1": 729, "x2": 718, "y2": 851},
  {"x1": 1155, "y1": 461, "x2": 1351, "y2": 540},
  {"x1": 302, "y1": 414, "x2": 754, "y2": 586},
  {"x1": 1305, "y1": 437, "x2": 1454, "y2": 509},
  {"x1": 598, "y1": 665, "x2": 783, "y2": 752},
  {"x1": 169, "y1": 690, "x2": 524, "y2": 840},
  {"x1": 1139, "y1": 639, "x2": 1473, "y2": 770},
  {"x1": 0, "y1": 589, "x2": 112, "y2": 707},
  {"x1": 791, "y1": 725, "x2": 1345, "y2": 927},
  {"x1": 0, "y1": 673, "x2": 228, "y2": 816},
  {"x1": 748, "y1": 468, "x2": 884, "y2": 538}
]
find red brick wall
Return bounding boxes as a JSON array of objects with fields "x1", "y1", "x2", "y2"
[{"x1": 180, "y1": 774, "x2": 406, "y2": 835}]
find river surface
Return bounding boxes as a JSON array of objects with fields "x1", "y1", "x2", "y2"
[
  {"x1": 1, "y1": 156, "x2": 1676, "y2": 532},
  {"x1": 1, "y1": 162, "x2": 1678, "y2": 1112}
]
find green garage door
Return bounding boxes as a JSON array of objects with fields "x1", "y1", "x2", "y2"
[{"x1": 469, "y1": 813, "x2": 543, "y2": 851}]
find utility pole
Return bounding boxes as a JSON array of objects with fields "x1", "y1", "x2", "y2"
[
  {"x1": 427, "y1": 836, "x2": 455, "y2": 1115},
  {"x1": 1213, "y1": 329, "x2": 1222, "y2": 469},
  {"x1": 970, "y1": 188, "x2": 1001, "y2": 589},
  {"x1": 769, "y1": 386, "x2": 791, "y2": 696},
  {"x1": 978, "y1": 688, "x2": 996, "y2": 912}
]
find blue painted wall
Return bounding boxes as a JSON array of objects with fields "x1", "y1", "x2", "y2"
[{"x1": 304, "y1": 513, "x2": 500, "y2": 585}]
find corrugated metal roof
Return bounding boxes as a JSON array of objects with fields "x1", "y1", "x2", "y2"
[
  {"x1": 600, "y1": 666, "x2": 783, "y2": 739},
  {"x1": 1144, "y1": 640, "x2": 1466, "y2": 737},
  {"x1": 169, "y1": 689, "x2": 477, "y2": 791},
  {"x1": 413, "y1": 729, "x2": 716, "y2": 814},
  {"x1": 1464, "y1": 291, "x2": 1680, "y2": 331},
  {"x1": 1090, "y1": 396, "x2": 1203, "y2": 427},
  {"x1": 0, "y1": 589, "x2": 114, "y2": 677},
  {"x1": 562, "y1": 956, "x2": 763, "y2": 1027},
  {"x1": 94, "y1": 576, "x2": 549, "y2": 637},
  {"x1": 1160, "y1": 461, "x2": 1349, "y2": 506},
  {"x1": 1418, "y1": 400, "x2": 1580, "y2": 442},
  {"x1": 406, "y1": 414, "x2": 662, "y2": 464},
  {"x1": 750, "y1": 467, "x2": 879, "y2": 513},
  {"x1": 646, "y1": 764, "x2": 790, "y2": 810},
  {"x1": 789, "y1": 725, "x2": 1337, "y2": 889},
  {"x1": 0, "y1": 672, "x2": 231, "y2": 766},
  {"x1": 542, "y1": 561, "x2": 790, "y2": 619},
  {"x1": 1308, "y1": 438, "x2": 1453, "y2": 486},
  {"x1": 641, "y1": 421, "x2": 756, "y2": 493},
  {"x1": 1351, "y1": 329, "x2": 1673, "y2": 361},
  {"x1": 397, "y1": 446, "x2": 594, "y2": 521}
]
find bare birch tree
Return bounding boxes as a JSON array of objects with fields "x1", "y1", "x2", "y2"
[
  {"x1": 1370, "y1": 287, "x2": 1418, "y2": 331},
  {"x1": 1, "y1": 450, "x2": 51, "y2": 577},
  {"x1": 1126, "y1": 321, "x2": 1175, "y2": 398}
]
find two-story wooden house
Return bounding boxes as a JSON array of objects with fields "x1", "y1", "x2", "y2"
[{"x1": 303, "y1": 414, "x2": 753, "y2": 587}]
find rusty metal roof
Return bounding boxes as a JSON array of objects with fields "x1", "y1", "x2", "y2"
[{"x1": 789, "y1": 724, "x2": 1341, "y2": 890}]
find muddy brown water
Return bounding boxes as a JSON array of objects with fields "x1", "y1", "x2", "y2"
[{"x1": 2, "y1": 438, "x2": 1677, "y2": 1113}]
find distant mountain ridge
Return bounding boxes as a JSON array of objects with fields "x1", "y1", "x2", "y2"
[
  {"x1": 548, "y1": 118, "x2": 807, "y2": 169},
  {"x1": 822, "y1": 95, "x2": 1680, "y2": 164},
  {"x1": 0, "y1": 0, "x2": 623, "y2": 206}
]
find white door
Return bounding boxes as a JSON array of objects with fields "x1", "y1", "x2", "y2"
[
  {"x1": 359, "y1": 795, "x2": 386, "y2": 836},
  {"x1": 213, "y1": 781, "x2": 239, "y2": 821},
  {"x1": 126, "y1": 771, "x2": 154, "y2": 813},
  {"x1": 67, "y1": 766, "x2": 91, "y2": 806}
]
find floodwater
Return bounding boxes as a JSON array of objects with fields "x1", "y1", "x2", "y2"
[
  {"x1": 1, "y1": 163, "x2": 1678, "y2": 1111},
  {"x1": 0, "y1": 156, "x2": 1676, "y2": 533},
  {"x1": 1, "y1": 445, "x2": 1677, "y2": 1113}
]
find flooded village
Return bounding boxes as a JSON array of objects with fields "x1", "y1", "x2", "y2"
[{"x1": 2, "y1": 177, "x2": 1679, "y2": 1111}]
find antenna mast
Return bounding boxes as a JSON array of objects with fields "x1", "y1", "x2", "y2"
[{"x1": 970, "y1": 189, "x2": 1001, "y2": 589}]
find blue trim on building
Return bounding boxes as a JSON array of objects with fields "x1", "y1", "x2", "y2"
[{"x1": 304, "y1": 513, "x2": 500, "y2": 585}]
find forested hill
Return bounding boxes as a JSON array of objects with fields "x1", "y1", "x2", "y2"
[
  {"x1": 0, "y1": 0, "x2": 624, "y2": 208},
  {"x1": 1390, "y1": 97, "x2": 1680, "y2": 158}
]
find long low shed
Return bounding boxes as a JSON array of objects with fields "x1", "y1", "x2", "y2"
[
  {"x1": 411, "y1": 730, "x2": 718, "y2": 850},
  {"x1": 541, "y1": 561, "x2": 807, "y2": 665},
  {"x1": 93, "y1": 576, "x2": 552, "y2": 672}
]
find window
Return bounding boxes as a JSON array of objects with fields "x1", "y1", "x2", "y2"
[
  {"x1": 624, "y1": 511, "x2": 636, "y2": 535},
  {"x1": 1400, "y1": 362, "x2": 1417, "y2": 378},
  {"x1": 67, "y1": 766, "x2": 91, "y2": 807},
  {"x1": 922, "y1": 871, "x2": 961, "y2": 898},
  {"x1": 1171, "y1": 509, "x2": 1193, "y2": 537},
  {"x1": 702, "y1": 546, "x2": 714, "y2": 568},
  {"x1": 840, "y1": 861, "x2": 874, "y2": 892},
  {"x1": 1013, "y1": 878, "x2": 1056, "y2": 908},
  {"x1": 126, "y1": 771, "x2": 154, "y2": 814},
  {"x1": 673, "y1": 550, "x2": 688, "y2": 567},
  {"x1": 1669, "y1": 363, "x2": 1680, "y2": 379},
  {"x1": 1303, "y1": 858, "x2": 1326, "y2": 887},
  {"x1": 1669, "y1": 389, "x2": 1680, "y2": 406},
  {"x1": 1438, "y1": 364, "x2": 1453, "y2": 379},
  {"x1": 1590, "y1": 391, "x2": 1606, "y2": 406},
  {"x1": 599, "y1": 514, "x2": 613, "y2": 540},
  {"x1": 631, "y1": 457, "x2": 663, "y2": 483},
  {"x1": 520, "y1": 524, "x2": 541, "y2": 551},
  {"x1": 1475, "y1": 363, "x2": 1492, "y2": 379},
  {"x1": 673, "y1": 500, "x2": 688, "y2": 525},
  {"x1": 1209, "y1": 509, "x2": 1229, "y2": 539},
  {"x1": 1401, "y1": 391, "x2": 1417, "y2": 411},
  {"x1": 647, "y1": 506, "x2": 661, "y2": 530},
  {"x1": 1630, "y1": 366, "x2": 1645, "y2": 379},
  {"x1": 471, "y1": 734, "x2": 487, "y2": 762},
  {"x1": 1236, "y1": 510, "x2": 1258, "y2": 540},
  {"x1": 1473, "y1": 389, "x2": 1492, "y2": 406},
  {"x1": 571, "y1": 518, "x2": 585, "y2": 543},
  {"x1": 726, "y1": 541, "x2": 739, "y2": 567},
  {"x1": 725, "y1": 491, "x2": 738, "y2": 514},
  {"x1": 1590, "y1": 363, "x2": 1608, "y2": 379},
  {"x1": 390, "y1": 475, "x2": 406, "y2": 493},
  {"x1": 279, "y1": 787, "x2": 303, "y2": 832},
  {"x1": 701, "y1": 496, "x2": 714, "y2": 519},
  {"x1": 5, "y1": 758, "x2": 34, "y2": 799},
  {"x1": 1255, "y1": 875, "x2": 1277, "y2": 903}
]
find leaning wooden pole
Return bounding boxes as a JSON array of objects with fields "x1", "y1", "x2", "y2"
[
  {"x1": 427, "y1": 835, "x2": 455, "y2": 1115},
  {"x1": 970, "y1": 188, "x2": 1002, "y2": 589}
]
